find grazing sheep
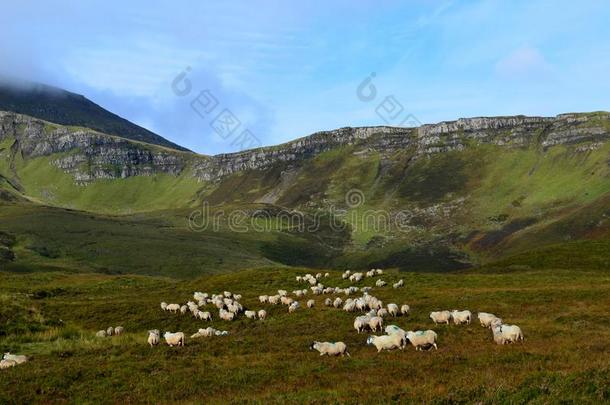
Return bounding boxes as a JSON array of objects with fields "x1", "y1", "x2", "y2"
[
  {"x1": 245, "y1": 310, "x2": 257, "y2": 320},
  {"x1": 333, "y1": 297, "x2": 343, "y2": 308},
  {"x1": 324, "y1": 298, "x2": 333, "y2": 306},
  {"x1": 493, "y1": 324, "x2": 524, "y2": 344},
  {"x1": 369, "y1": 316, "x2": 384, "y2": 332},
  {"x1": 268, "y1": 295, "x2": 280, "y2": 305},
  {"x1": 385, "y1": 325, "x2": 408, "y2": 348},
  {"x1": 258, "y1": 309, "x2": 267, "y2": 320},
  {"x1": 343, "y1": 301, "x2": 356, "y2": 312},
  {"x1": 0, "y1": 359, "x2": 17, "y2": 369},
  {"x1": 114, "y1": 326, "x2": 124, "y2": 336},
  {"x1": 160, "y1": 302, "x2": 168, "y2": 311},
  {"x1": 430, "y1": 311, "x2": 452, "y2": 325},
  {"x1": 180, "y1": 305, "x2": 188, "y2": 315},
  {"x1": 219, "y1": 309, "x2": 235, "y2": 321},
  {"x1": 354, "y1": 316, "x2": 369, "y2": 333},
  {"x1": 96, "y1": 330, "x2": 107, "y2": 338},
  {"x1": 3, "y1": 353, "x2": 28, "y2": 365},
  {"x1": 324, "y1": 272, "x2": 330, "y2": 278},
  {"x1": 310, "y1": 341, "x2": 350, "y2": 357},
  {"x1": 377, "y1": 308, "x2": 389, "y2": 318},
  {"x1": 307, "y1": 299, "x2": 315, "y2": 308},
  {"x1": 147, "y1": 330, "x2": 160, "y2": 347},
  {"x1": 366, "y1": 334, "x2": 405, "y2": 352},
  {"x1": 375, "y1": 269, "x2": 383, "y2": 275},
  {"x1": 451, "y1": 310, "x2": 472, "y2": 325},
  {"x1": 259, "y1": 295, "x2": 269, "y2": 304},
  {"x1": 223, "y1": 291, "x2": 232, "y2": 298},
  {"x1": 199, "y1": 311, "x2": 212, "y2": 321},
  {"x1": 375, "y1": 279, "x2": 386, "y2": 287},
  {"x1": 106, "y1": 326, "x2": 114, "y2": 336},
  {"x1": 478, "y1": 312, "x2": 501, "y2": 328},
  {"x1": 166, "y1": 303, "x2": 180, "y2": 313},
  {"x1": 288, "y1": 301, "x2": 300, "y2": 313},
  {"x1": 163, "y1": 331, "x2": 185, "y2": 347},
  {"x1": 277, "y1": 290, "x2": 288, "y2": 297},
  {"x1": 387, "y1": 303, "x2": 399, "y2": 317},
  {"x1": 405, "y1": 330, "x2": 438, "y2": 351},
  {"x1": 234, "y1": 294, "x2": 242, "y2": 301},
  {"x1": 281, "y1": 296, "x2": 294, "y2": 306},
  {"x1": 400, "y1": 304, "x2": 411, "y2": 316}
]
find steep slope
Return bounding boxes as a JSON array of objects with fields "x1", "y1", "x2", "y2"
[
  {"x1": 1, "y1": 110, "x2": 609, "y2": 273},
  {"x1": 0, "y1": 80, "x2": 188, "y2": 151}
]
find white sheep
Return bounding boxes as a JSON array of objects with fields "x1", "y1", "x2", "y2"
[
  {"x1": 277, "y1": 289, "x2": 288, "y2": 297},
  {"x1": 166, "y1": 303, "x2": 180, "y2": 313},
  {"x1": 309, "y1": 341, "x2": 350, "y2": 357},
  {"x1": 307, "y1": 299, "x2": 315, "y2": 308},
  {"x1": 400, "y1": 304, "x2": 410, "y2": 316},
  {"x1": 147, "y1": 330, "x2": 160, "y2": 347},
  {"x1": 3, "y1": 353, "x2": 28, "y2": 365},
  {"x1": 451, "y1": 310, "x2": 472, "y2": 325},
  {"x1": 234, "y1": 294, "x2": 242, "y2": 301},
  {"x1": 223, "y1": 291, "x2": 232, "y2": 298},
  {"x1": 377, "y1": 308, "x2": 389, "y2": 318},
  {"x1": 245, "y1": 310, "x2": 257, "y2": 319},
  {"x1": 405, "y1": 330, "x2": 438, "y2": 351},
  {"x1": 96, "y1": 330, "x2": 107, "y2": 338},
  {"x1": 477, "y1": 312, "x2": 501, "y2": 328},
  {"x1": 324, "y1": 298, "x2": 332, "y2": 306},
  {"x1": 288, "y1": 301, "x2": 300, "y2": 313},
  {"x1": 375, "y1": 269, "x2": 383, "y2": 275},
  {"x1": 430, "y1": 311, "x2": 452, "y2": 325},
  {"x1": 387, "y1": 303, "x2": 399, "y2": 317},
  {"x1": 385, "y1": 325, "x2": 408, "y2": 348},
  {"x1": 0, "y1": 359, "x2": 17, "y2": 369},
  {"x1": 375, "y1": 279, "x2": 386, "y2": 287},
  {"x1": 114, "y1": 326, "x2": 124, "y2": 336},
  {"x1": 393, "y1": 279, "x2": 404, "y2": 289},
  {"x1": 333, "y1": 297, "x2": 343, "y2": 308},
  {"x1": 354, "y1": 316, "x2": 369, "y2": 333},
  {"x1": 366, "y1": 334, "x2": 405, "y2": 352},
  {"x1": 369, "y1": 316, "x2": 383, "y2": 332},
  {"x1": 258, "y1": 309, "x2": 267, "y2": 320},
  {"x1": 163, "y1": 331, "x2": 185, "y2": 347},
  {"x1": 492, "y1": 324, "x2": 524, "y2": 344},
  {"x1": 268, "y1": 295, "x2": 280, "y2": 305},
  {"x1": 106, "y1": 326, "x2": 114, "y2": 336},
  {"x1": 324, "y1": 272, "x2": 330, "y2": 278},
  {"x1": 160, "y1": 302, "x2": 168, "y2": 311}
]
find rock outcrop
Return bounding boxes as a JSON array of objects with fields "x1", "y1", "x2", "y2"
[{"x1": 1, "y1": 110, "x2": 608, "y2": 184}]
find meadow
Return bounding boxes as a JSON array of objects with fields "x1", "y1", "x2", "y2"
[{"x1": 1, "y1": 266, "x2": 608, "y2": 403}]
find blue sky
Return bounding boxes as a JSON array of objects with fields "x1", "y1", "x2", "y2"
[{"x1": 1, "y1": 0, "x2": 609, "y2": 154}]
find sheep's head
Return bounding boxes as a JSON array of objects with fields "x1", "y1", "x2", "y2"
[
  {"x1": 366, "y1": 336, "x2": 375, "y2": 345},
  {"x1": 309, "y1": 342, "x2": 319, "y2": 351}
]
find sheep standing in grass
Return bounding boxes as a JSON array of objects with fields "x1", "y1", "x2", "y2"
[
  {"x1": 147, "y1": 330, "x2": 160, "y2": 347},
  {"x1": 333, "y1": 297, "x2": 343, "y2": 308},
  {"x1": 387, "y1": 303, "x2": 399, "y2": 317},
  {"x1": 377, "y1": 308, "x2": 389, "y2": 318},
  {"x1": 307, "y1": 299, "x2": 315, "y2": 308},
  {"x1": 451, "y1": 310, "x2": 472, "y2": 325},
  {"x1": 96, "y1": 330, "x2": 107, "y2": 338},
  {"x1": 268, "y1": 295, "x2": 280, "y2": 305},
  {"x1": 369, "y1": 316, "x2": 383, "y2": 332},
  {"x1": 430, "y1": 311, "x2": 452, "y2": 325},
  {"x1": 324, "y1": 298, "x2": 332, "y2": 307},
  {"x1": 259, "y1": 295, "x2": 268, "y2": 304},
  {"x1": 366, "y1": 334, "x2": 405, "y2": 352},
  {"x1": 405, "y1": 330, "x2": 438, "y2": 351},
  {"x1": 180, "y1": 305, "x2": 188, "y2": 315},
  {"x1": 393, "y1": 279, "x2": 404, "y2": 289},
  {"x1": 310, "y1": 341, "x2": 350, "y2": 357},
  {"x1": 354, "y1": 316, "x2": 369, "y2": 333},
  {"x1": 492, "y1": 324, "x2": 524, "y2": 344},
  {"x1": 258, "y1": 309, "x2": 267, "y2": 320},
  {"x1": 375, "y1": 279, "x2": 386, "y2": 287},
  {"x1": 385, "y1": 325, "x2": 408, "y2": 349},
  {"x1": 245, "y1": 310, "x2": 257, "y2": 320},
  {"x1": 164, "y1": 331, "x2": 185, "y2": 347},
  {"x1": 478, "y1": 312, "x2": 501, "y2": 328},
  {"x1": 288, "y1": 301, "x2": 300, "y2": 313},
  {"x1": 166, "y1": 303, "x2": 180, "y2": 313},
  {"x1": 106, "y1": 327, "x2": 114, "y2": 336},
  {"x1": 114, "y1": 326, "x2": 124, "y2": 336},
  {"x1": 3, "y1": 353, "x2": 28, "y2": 365},
  {"x1": 400, "y1": 304, "x2": 410, "y2": 316},
  {"x1": 161, "y1": 302, "x2": 168, "y2": 311},
  {"x1": 0, "y1": 359, "x2": 17, "y2": 369}
]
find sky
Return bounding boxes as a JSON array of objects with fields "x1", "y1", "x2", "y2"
[{"x1": 1, "y1": 0, "x2": 609, "y2": 154}]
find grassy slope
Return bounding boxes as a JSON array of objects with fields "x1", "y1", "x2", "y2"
[{"x1": 0, "y1": 267, "x2": 608, "y2": 403}]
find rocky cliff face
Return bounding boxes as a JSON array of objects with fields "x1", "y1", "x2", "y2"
[{"x1": 1, "y1": 110, "x2": 609, "y2": 184}]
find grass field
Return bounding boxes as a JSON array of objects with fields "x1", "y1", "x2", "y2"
[{"x1": 1, "y1": 266, "x2": 608, "y2": 403}]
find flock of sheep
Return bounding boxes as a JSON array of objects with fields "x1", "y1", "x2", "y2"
[
  {"x1": 0, "y1": 269, "x2": 525, "y2": 371},
  {"x1": 149, "y1": 269, "x2": 524, "y2": 356}
]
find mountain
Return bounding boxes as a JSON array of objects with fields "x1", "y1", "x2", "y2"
[
  {"x1": 1, "y1": 108, "x2": 609, "y2": 275},
  {"x1": 0, "y1": 79, "x2": 188, "y2": 151}
]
